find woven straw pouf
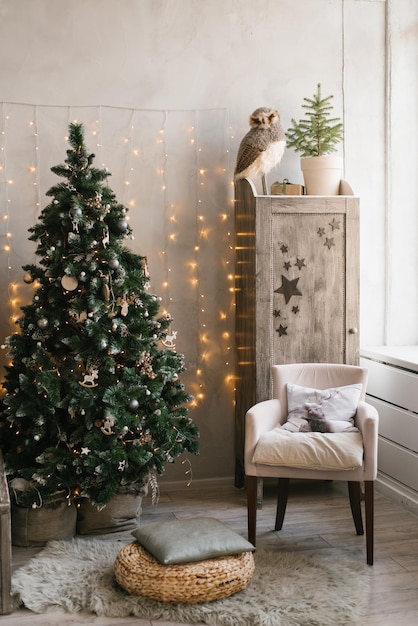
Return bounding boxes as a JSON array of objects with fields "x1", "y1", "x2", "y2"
[{"x1": 114, "y1": 541, "x2": 255, "y2": 604}]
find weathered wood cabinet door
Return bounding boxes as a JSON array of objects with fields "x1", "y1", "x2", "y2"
[{"x1": 234, "y1": 178, "x2": 360, "y2": 486}]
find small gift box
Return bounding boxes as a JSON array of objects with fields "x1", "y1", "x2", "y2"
[{"x1": 271, "y1": 179, "x2": 304, "y2": 196}]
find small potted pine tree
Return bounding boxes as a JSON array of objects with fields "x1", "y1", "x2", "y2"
[{"x1": 286, "y1": 83, "x2": 344, "y2": 195}]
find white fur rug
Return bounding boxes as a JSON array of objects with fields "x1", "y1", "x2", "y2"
[{"x1": 12, "y1": 538, "x2": 369, "y2": 626}]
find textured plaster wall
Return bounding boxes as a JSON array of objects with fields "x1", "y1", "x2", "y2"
[{"x1": 0, "y1": 0, "x2": 416, "y2": 486}]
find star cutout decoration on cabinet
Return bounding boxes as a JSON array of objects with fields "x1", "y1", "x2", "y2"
[
  {"x1": 274, "y1": 275, "x2": 302, "y2": 304},
  {"x1": 295, "y1": 257, "x2": 306, "y2": 270},
  {"x1": 329, "y1": 218, "x2": 340, "y2": 230},
  {"x1": 276, "y1": 324, "x2": 288, "y2": 336}
]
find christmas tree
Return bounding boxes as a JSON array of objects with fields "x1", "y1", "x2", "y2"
[
  {"x1": 0, "y1": 123, "x2": 199, "y2": 508},
  {"x1": 286, "y1": 83, "x2": 344, "y2": 157}
]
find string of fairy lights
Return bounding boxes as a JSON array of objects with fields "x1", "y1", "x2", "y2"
[{"x1": 0, "y1": 102, "x2": 236, "y2": 414}]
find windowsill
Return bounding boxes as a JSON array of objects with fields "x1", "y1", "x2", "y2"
[{"x1": 360, "y1": 345, "x2": 418, "y2": 373}]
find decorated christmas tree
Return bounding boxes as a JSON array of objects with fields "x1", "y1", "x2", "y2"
[{"x1": 0, "y1": 123, "x2": 199, "y2": 508}]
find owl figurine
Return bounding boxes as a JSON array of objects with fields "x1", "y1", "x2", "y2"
[{"x1": 234, "y1": 107, "x2": 286, "y2": 194}]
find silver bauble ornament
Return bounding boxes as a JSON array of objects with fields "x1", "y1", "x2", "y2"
[
  {"x1": 128, "y1": 399, "x2": 139, "y2": 411},
  {"x1": 117, "y1": 219, "x2": 128, "y2": 232},
  {"x1": 108, "y1": 257, "x2": 119, "y2": 270}
]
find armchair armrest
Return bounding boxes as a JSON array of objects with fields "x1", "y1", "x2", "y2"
[
  {"x1": 244, "y1": 399, "x2": 282, "y2": 473},
  {"x1": 355, "y1": 400, "x2": 379, "y2": 478},
  {"x1": 356, "y1": 401, "x2": 379, "y2": 437}
]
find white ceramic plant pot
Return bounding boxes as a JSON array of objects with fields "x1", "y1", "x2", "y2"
[{"x1": 300, "y1": 156, "x2": 343, "y2": 196}]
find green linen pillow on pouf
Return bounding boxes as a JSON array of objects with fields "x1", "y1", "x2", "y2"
[{"x1": 131, "y1": 517, "x2": 255, "y2": 564}]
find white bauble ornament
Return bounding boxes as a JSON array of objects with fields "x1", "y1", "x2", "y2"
[{"x1": 37, "y1": 317, "x2": 48, "y2": 329}]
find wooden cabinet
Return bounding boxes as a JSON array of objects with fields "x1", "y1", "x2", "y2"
[{"x1": 234, "y1": 178, "x2": 360, "y2": 486}]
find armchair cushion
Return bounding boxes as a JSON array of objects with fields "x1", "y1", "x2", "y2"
[
  {"x1": 252, "y1": 429, "x2": 364, "y2": 470},
  {"x1": 282, "y1": 383, "x2": 362, "y2": 433}
]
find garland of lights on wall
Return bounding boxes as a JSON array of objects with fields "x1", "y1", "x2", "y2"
[{"x1": 0, "y1": 103, "x2": 236, "y2": 412}]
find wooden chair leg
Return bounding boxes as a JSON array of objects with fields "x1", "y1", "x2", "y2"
[
  {"x1": 247, "y1": 475, "x2": 258, "y2": 546},
  {"x1": 275, "y1": 478, "x2": 290, "y2": 530},
  {"x1": 364, "y1": 480, "x2": 374, "y2": 566},
  {"x1": 348, "y1": 481, "x2": 364, "y2": 535}
]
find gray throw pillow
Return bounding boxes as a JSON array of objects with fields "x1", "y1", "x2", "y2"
[{"x1": 282, "y1": 383, "x2": 362, "y2": 433}]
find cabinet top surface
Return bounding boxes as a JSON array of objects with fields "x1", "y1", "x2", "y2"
[{"x1": 361, "y1": 346, "x2": 418, "y2": 372}]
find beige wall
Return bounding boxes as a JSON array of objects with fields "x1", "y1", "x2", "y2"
[{"x1": 0, "y1": 0, "x2": 416, "y2": 486}]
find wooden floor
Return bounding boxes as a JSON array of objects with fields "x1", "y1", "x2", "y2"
[{"x1": 3, "y1": 479, "x2": 418, "y2": 625}]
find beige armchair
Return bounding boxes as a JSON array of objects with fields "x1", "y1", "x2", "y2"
[{"x1": 245, "y1": 363, "x2": 379, "y2": 565}]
